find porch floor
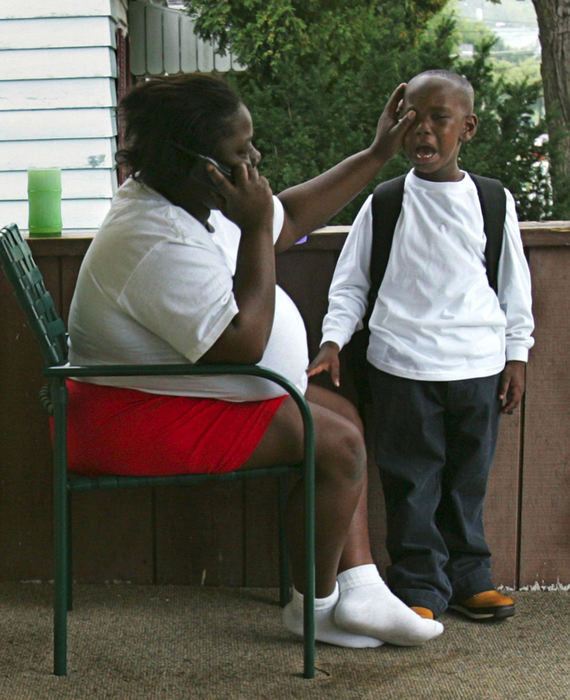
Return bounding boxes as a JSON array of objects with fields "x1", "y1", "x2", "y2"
[{"x1": 0, "y1": 583, "x2": 567, "y2": 699}]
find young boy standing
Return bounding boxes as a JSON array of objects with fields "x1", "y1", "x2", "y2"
[{"x1": 308, "y1": 70, "x2": 534, "y2": 622}]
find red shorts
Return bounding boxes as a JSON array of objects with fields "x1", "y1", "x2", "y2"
[{"x1": 61, "y1": 380, "x2": 286, "y2": 477}]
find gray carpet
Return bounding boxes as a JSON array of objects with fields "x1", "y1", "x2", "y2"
[{"x1": 0, "y1": 583, "x2": 568, "y2": 699}]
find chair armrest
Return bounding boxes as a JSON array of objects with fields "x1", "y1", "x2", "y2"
[{"x1": 44, "y1": 362, "x2": 308, "y2": 408}]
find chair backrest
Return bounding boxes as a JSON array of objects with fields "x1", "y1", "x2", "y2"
[{"x1": 0, "y1": 223, "x2": 68, "y2": 366}]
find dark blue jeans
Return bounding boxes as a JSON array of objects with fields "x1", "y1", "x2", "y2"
[{"x1": 369, "y1": 366, "x2": 502, "y2": 616}]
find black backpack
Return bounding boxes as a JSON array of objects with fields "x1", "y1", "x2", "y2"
[{"x1": 345, "y1": 172, "x2": 506, "y2": 412}]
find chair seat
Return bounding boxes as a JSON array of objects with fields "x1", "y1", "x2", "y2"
[{"x1": 67, "y1": 464, "x2": 299, "y2": 492}]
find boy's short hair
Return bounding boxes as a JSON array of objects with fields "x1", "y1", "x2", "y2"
[{"x1": 408, "y1": 70, "x2": 475, "y2": 113}]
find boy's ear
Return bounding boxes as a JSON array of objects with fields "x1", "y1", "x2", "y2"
[{"x1": 460, "y1": 113, "x2": 478, "y2": 143}]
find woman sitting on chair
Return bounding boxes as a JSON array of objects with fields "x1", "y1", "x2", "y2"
[{"x1": 67, "y1": 73, "x2": 442, "y2": 647}]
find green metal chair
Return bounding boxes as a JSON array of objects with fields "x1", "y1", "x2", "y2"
[{"x1": 0, "y1": 223, "x2": 316, "y2": 678}]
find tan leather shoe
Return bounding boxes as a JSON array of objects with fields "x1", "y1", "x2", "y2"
[
  {"x1": 410, "y1": 606, "x2": 435, "y2": 620},
  {"x1": 449, "y1": 590, "x2": 515, "y2": 620}
]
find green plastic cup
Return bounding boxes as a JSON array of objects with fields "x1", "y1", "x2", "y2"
[{"x1": 28, "y1": 168, "x2": 62, "y2": 237}]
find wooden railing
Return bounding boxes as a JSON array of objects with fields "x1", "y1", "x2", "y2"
[{"x1": 0, "y1": 222, "x2": 568, "y2": 587}]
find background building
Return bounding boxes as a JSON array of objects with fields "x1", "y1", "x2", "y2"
[{"x1": 0, "y1": 0, "x2": 239, "y2": 232}]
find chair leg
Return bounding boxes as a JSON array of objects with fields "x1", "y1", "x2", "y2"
[
  {"x1": 278, "y1": 474, "x2": 291, "y2": 607},
  {"x1": 303, "y1": 446, "x2": 316, "y2": 679},
  {"x1": 67, "y1": 490, "x2": 73, "y2": 612},
  {"x1": 53, "y1": 380, "x2": 68, "y2": 675}
]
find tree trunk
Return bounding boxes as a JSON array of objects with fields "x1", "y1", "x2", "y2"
[{"x1": 532, "y1": 0, "x2": 570, "y2": 218}]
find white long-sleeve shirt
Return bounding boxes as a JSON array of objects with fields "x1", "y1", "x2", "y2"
[{"x1": 321, "y1": 170, "x2": 534, "y2": 382}]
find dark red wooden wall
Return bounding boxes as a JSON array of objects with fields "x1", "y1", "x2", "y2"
[{"x1": 0, "y1": 224, "x2": 568, "y2": 587}]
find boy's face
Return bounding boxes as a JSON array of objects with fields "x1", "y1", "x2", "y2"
[{"x1": 401, "y1": 76, "x2": 477, "y2": 182}]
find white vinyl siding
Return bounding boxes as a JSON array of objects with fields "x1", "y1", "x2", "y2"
[
  {"x1": 0, "y1": 78, "x2": 117, "y2": 110},
  {"x1": 0, "y1": 109, "x2": 116, "y2": 140},
  {"x1": 0, "y1": 17, "x2": 117, "y2": 49},
  {"x1": 0, "y1": 0, "x2": 127, "y2": 232},
  {"x1": 0, "y1": 0, "x2": 126, "y2": 20},
  {"x1": 0, "y1": 170, "x2": 115, "y2": 200},
  {"x1": 0, "y1": 47, "x2": 117, "y2": 80},
  {"x1": 0, "y1": 139, "x2": 115, "y2": 171},
  {"x1": 0, "y1": 0, "x2": 238, "y2": 232}
]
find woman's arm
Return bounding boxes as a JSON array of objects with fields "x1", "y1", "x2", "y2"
[
  {"x1": 275, "y1": 83, "x2": 414, "y2": 253},
  {"x1": 198, "y1": 163, "x2": 277, "y2": 364}
]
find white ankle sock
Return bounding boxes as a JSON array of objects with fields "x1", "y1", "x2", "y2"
[
  {"x1": 334, "y1": 564, "x2": 444, "y2": 646},
  {"x1": 282, "y1": 583, "x2": 383, "y2": 648}
]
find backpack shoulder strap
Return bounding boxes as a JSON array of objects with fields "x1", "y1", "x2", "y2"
[
  {"x1": 369, "y1": 174, "x2": 406, "y2": 313},
  {"x1": 469, "y1": 172, "x2": 507, "y2": 293},
  {"x1": 344, "y1": 174, "x2": 405, "y2": 414}
]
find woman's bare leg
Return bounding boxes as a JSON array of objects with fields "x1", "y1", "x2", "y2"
[
  {"x1": 242, "y1": 384, "x2": 445, "y2": 646},
  {"x1": 304, "y1": 384, "x2": 374, "y2": 573},
  {"x1": 240, "y1": 391, "x2": 366, "y2": 597},
  {"x1": 305, "y1": 384, "x2": 444, "y2": 643}
]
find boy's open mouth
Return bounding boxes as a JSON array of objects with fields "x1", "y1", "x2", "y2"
[{"x1": 414, "y1": 145, "x2": 437, "y2": 161}]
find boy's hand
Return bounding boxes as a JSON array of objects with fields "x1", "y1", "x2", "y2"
[
  {"x1": 371, "y1": 83, "x2": 416, "y2": 163},
  {"x1": 499, "y1": 360, "x2": 526, "y2": 414},
  {"x1": 307, "y1": 341, "x2": 341, "y2": 387}
]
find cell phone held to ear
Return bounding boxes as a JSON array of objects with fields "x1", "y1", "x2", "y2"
[
  {"x1": 194, "y1": 153, "x2": 233, "y2": 182},
  {"x1": 172, "y1": 142, "x2": 233, "y2": 185}
]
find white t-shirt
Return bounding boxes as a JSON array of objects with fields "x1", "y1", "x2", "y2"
[
  {"x1": 322, "y1": 170, "x2": 534, "y2": 381},
  {"x1": 68, "y1": 178, "x2": 309, "y2": 401}
]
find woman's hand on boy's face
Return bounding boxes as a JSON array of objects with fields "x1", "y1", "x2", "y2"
[
  {"x1": 307, "y1": 341, "x2": 341, "y2": 387},
  {"x1": 499, "y1": 360, "x2": 526, "y2": 414},
  {"x1": 372, "y1": 83, "x2": 416, "y2": 163}
]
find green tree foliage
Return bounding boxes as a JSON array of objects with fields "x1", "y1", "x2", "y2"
[
  {"x1": 185, "y1": 0, "x2": 550, "y2": 221},
  {"x1": 458, "y1": 40, "x2": 550, "y2": 219}
]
